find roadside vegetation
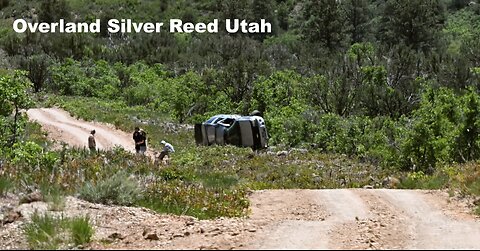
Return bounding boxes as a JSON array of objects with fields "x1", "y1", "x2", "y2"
[
  {"x1": 0, "y1": 1, "x2": 480, "y2": 248},
  {"x1": 23, "y1": 212, "x2": 94, "y2": 249}
]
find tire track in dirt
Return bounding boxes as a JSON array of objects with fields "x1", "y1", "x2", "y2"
[
  {"x1": 26, "y1": 108, "x2": 155, "y2": 157},
  {"x1": 243, "y1": 189, "x2": 480, "y2": 250},
  {"x1": 331, "y1": 189, "x2": 411, "y2": 249},
  {"x1": 243, "y1": 189, "x2": 370, "y2": 250},
  {"x1": 378, "y1": 189, "x2": 480, "y2": 250}
]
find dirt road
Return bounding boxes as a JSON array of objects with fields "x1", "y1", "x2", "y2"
[
  {"x1": 23, "y1": 107, "x2": 480, "y2": 250},
  {"x1": 27, "y1": 108, "x2": 154, "y2": 156},
  {"x1": 243, "y1": 189, "x2": 480, "y2": 250}
]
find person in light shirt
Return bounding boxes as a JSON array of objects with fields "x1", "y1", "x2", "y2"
[{"x1": 158, "y1": 140, "x2": 175, "y2": 161}]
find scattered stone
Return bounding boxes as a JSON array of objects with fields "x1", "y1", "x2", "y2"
[
  {"x1": 209, "y1": 227, "x2": 220, "y2": 233},
  {"x1": 382, "y1": 177, "x2": 400, "y2": 189},
  {"x1": 145, "y1": 233, "x2": 160, "y2": 241},
  {"x1": 473, "y1": 198, "x2": 480, "y2": 206},
  {"x1": 363, "y1": 185, "x2": 374, "y2": 189},
  {"x1": 19, "y1": 191, "x2": 43, "y2": 204},
  {"x1": 142, "y1": 227, "x2": 152, "y2": 236},
  {"x1": 276, "y1": 151, "x2": 289, "y2": 157},
  {"x1": 2, "y1": 210, "x2": 22, "y2": 224},
  {"x1": 247, "y1": 228, "x2": 257, "y2": 232},
  {"x1": 108, "y1": 232, "x2": 126, "y2": 240},
  {"x1": 173, "y1": 233, "x2": 184, "y2": 238}
]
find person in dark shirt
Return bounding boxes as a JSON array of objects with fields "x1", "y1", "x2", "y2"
[
  {"x1": 133, "y1": 127, "x2": 147, "y2": 154},
  {"x1": 88, "y1": 130, "x2": 96, "y2": 153}
]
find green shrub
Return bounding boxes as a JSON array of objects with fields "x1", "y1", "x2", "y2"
[
  {"x1": 23, "y1": 212, "x2": 64, "y2": 250},
  {"x1": 138, "y1": 180, "x2": 250, "y2": 220},
  {"x1": 467, "y1": 178, "x2": 480, "y2": 196},
  {"x1": 69, "y1": 215, "x2": 94, "y2": 246},
  {"x1": 23, "y1": 212, "x2": 95, "y2": 249},
  {"x1": 79, "y1": 171, "x2": 142, "y2": 206},
  {"x1": 42, "y1": 186, "x2": 66, "y2": 212},
  {"x1": 0, "y1": 176, "x2": 13, "y2": 196},
  {"x1": 401, "y1": 87, "x2": 462, "y2": 173}
]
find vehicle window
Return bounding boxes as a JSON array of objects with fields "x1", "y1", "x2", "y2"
[
  {"x1": 221, "y1": 118, "x2": 235, "y2": 126},
  {"x1": 206, "y1": 117, "x2": 219, "y2": 123}
]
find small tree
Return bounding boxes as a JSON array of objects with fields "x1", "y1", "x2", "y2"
[
  {"x1": 0, "y1": 70, "x2": 34, "y2": 147},
  {"x1": 455, "y1": 88, "x2": 480, "y2": 161},
  {"x1": 21, "y1": 54, "x2": 53, "y2": 93}
]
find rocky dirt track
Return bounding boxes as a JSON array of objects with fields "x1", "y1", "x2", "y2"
[
  {"x1": 3, "y1": 108, "x2": 477, "y2": 250},
  {"x1": 2, "y1": 189, "x2": 479, "y2": 250}
]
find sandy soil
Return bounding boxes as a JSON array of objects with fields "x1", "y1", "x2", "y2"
[{"x1": 11, "y1": 107, "x2": 479, "y2": 250}]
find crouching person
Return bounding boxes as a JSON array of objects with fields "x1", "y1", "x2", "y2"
[{"x1": 157, "y1": 140, "x2": 175, "y2": 165}]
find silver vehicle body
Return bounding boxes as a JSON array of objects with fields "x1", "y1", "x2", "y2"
[{"x1": 195, "y1": 114, "x2": 268, "y2": 149}]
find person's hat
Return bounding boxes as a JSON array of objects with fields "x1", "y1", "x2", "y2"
[
  {"x1": 161, "y1": 140, "x2": 166, "y2": 144},
  {"x1": 91, "y1": 130, "x2": 96, "y2": 134}
]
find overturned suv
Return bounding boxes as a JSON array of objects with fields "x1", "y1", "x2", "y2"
[{"x1": 195, "y1": 113, "x2": 268, "y2": 150}]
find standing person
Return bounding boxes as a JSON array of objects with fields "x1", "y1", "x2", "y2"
[
  {"x1": 133, "y1": 127, "x2": 147, "y2": 154},
  {"x1": 88, "y1": 130, "x2": 96, "y2": 153},
  {"x1": 158, "y1": 140, "x2": 175, "y2": 161}
]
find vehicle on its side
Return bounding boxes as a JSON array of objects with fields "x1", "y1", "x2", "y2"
[{"x1": 195, "y1": 114, "x2": 268, "y2": 150}]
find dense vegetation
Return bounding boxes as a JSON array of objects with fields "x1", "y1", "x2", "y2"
[{"x1": 1, "y1": 0, "x2": 480, "y2": 229}]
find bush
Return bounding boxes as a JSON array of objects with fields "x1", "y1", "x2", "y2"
[
  {"x1": 23, "y1": 212, "x2": 64, "y2": 250},
  {"x1": 69, "y1": 215, "x2": 94, "y2": 246},
  {"x1": 398, "y1": 171, "x2": 449, "y2": 190},
  {"x1": 42, "y1": 185, "x2": 66, "y2": 212},
  {"x1": 0, "y1": 176, "x2": 13, "y2": 196},
  {"x1": 79, "y1": 171, "x2": 142, "y2": 206},
  {"x1": 23, "y1": 212, "x2": 95, "y2": 249},
  {"x1": 401, "y1": 87, "x2": 462, "y2": 172}
]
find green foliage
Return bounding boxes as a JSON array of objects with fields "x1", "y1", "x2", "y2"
[
  {"x1": 401, "y1": 87, "x2": 462, "y2": 172},
  {"x1": 39, "y1": 0, "x2": 71, "y2": 22},
  {"x1": 0, "y1": 70, "x2": 34, "y2": 146},
  {"x1": 79, "y1": 171, "x2": 142, "y2": 206},
  {"x1": 23, "y1": 212, "x2": 94, "y2": 250},
  {"x1": 69, "y1": 215, "x2": 94, "y2": 246},
  {"x1": 0, "y1": 0, "x2": 9, "y2": 10},
  {"x1": 301, "y1": 0, "x2": 347, "y2": 50},
  {"x1": 379, "y1": 0, "x2": 446, "y2": 52},
  {"x1": 341, "y1": 0, "x2": 371, "y2": 44},
  {"x1": 42, "y1": 185, "x2": 66, "y2": 212},
  {"x1": 455, "y1": 88, "x2": 480, "y2": 161},
  {"x1": 475, "y1": 205, "x2": 480, "y2": 216},
  {"x1": 398, "y1": 171, "x2": 449, "y2": 189},
  {"x1": 0, "y1": 176, "x2": 13, "y2": 196},
  {"x1": 266, "y1": 101, "x2": 310, "y2": 146},
  {"x1": 252, "y1": 70, "x2": 303, "y2": 115},
  {"x1": 1, "y1": 0, "x2": 480, "y2": 222},
  {"x1": 24, "y1": 212, "x2": 64, "y2": 250},
  {"x1": 49, "y1": 59, "x2": 91, "y2": 96},
  {"x1": 138, "y1": 181, "x2": 250, "y2": 220},
  {"x1": 21, "y1": 54, "x2": 54, "y2": 93}
]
